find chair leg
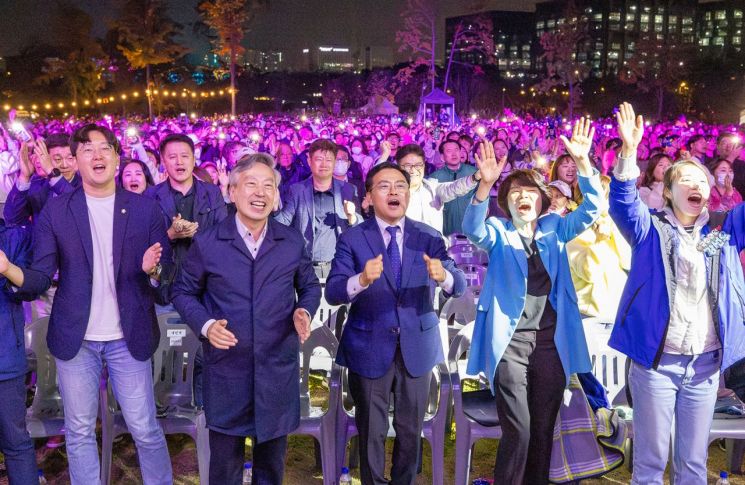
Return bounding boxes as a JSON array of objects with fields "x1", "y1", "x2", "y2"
[
  {"x1": 416, "y1": 438, "x2": 423, "y2": 474},
  {"x1": 429, "y1": 436, "x2": 445, "y2": 485},
  {"x1": 726, "y1": 439, "x2": 745, "y2": 474},
  {"x1": 349, "y1": 436, "x2": 360, "y2": 469},
  {"x1": 195, "y1": 412, "x2": 211, "y2": 485},
  {"x1": 320, "y1": 430, "x2": 337, "y2": 485},
  {"x1": 454, "y1": 428, "x2": 472, "y2": 485},
  {"x1": 313, "y1": 439, "x2": 323, "y2": 471}
]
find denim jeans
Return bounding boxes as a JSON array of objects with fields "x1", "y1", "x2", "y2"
[
  {"x1": 56, "y1": 339, "x2": 172, "y2": 485},
  {"x1": 0, "y1": 374, "x2": 37, "y2": 485},
  {"x1": 629, "y1": 350, "x2": 721, "y2": 485}
]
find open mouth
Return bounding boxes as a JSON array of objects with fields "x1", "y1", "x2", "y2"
[
  {"x1": 175, "y1": 167, "x2": 187, "y2": 175},
  {"x1": 518, "y1": 203, "x2": 532, "y2": 212},
  {"x1": 249, "y1": 201, "x2": 267, "y2": 209},
  {"x1": 129, "y1": 183, "x2": 140, "y2": 191},
  {"x1": 688, "y1": 193, "x2": 703, "y2": 204},
  {"x1": 387, "y1": 199, "x2": 401, "y2": 208},
  {"x1": 92, "y1": 163, "x2": 106, "y2": 174}
]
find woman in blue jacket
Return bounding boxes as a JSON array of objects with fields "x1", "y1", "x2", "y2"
[
  {"x1": 0, "y1": 222, "x2": 37, "y2": 484},
  {"x1": 608, "y1": 102, "x2": 745, "y2": 484},
  {"x1": 462, "y1": 118, "x2": 603, "y2": 483}
]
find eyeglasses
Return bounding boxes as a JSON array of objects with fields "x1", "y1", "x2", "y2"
[
  {"x1": 400, "y1": 163, "x2": 424, "y2": 172},
  {"x1": 79, "y1": 143, "x2": 114, "y2": 157},
  {"x1": 374, "y1": 181, "x2": 409, "y2": 194}
]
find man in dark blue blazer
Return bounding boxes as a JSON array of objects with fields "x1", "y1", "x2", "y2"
[
  {"x1": 144, "y1": 133, "x2": 228, "y2": 270},
  {"x1": 326, "y1": 162, "x2": 467, "y2": 485},
  {"x1": 0, "y1": 124, "x2": 173, "y2": 485},
  {"x1": 4, "y1": 133, "x2": 81, "y2": 226},
  {"x1": 172, "y1": 155, "x2": 321, "y2": 485},
  {"x1": 275, "y1": 138, "x2": 360, "y2": 280}
]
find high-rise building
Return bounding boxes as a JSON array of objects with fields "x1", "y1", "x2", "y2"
[
  {"x1": 301, "y1": 46, "x2": 355, "y2": 72},
  {"x1": 696, "y1": 0, "x2": 745, "y2": 57}
]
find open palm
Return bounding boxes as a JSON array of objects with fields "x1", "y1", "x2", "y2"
[
  {"x1": 615, "y1": 102, "x2": 644, "y2": 149},
  {"x1": 474, "y1": 141, "x2": 508, "y2": 185},
  {"x1": 560, "y1": 117, "x2": 595, "y2": 167}
]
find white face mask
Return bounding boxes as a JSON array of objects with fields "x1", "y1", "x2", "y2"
[
  {"x1": 351, "y1": 146, "x2": 363, "y2": 155},
  {"x1": 333, "y1": 159, "x2": 349, "y2": 176},
  {"x1": 717, "y1": 174, "x2": 728, "y2": 186}
]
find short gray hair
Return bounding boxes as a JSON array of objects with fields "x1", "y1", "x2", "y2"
[{"x1": 229, "y1": 153, "x2": 281, "y2": 187}]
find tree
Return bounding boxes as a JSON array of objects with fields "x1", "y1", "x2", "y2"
[
  {"x1": 395, "y1": 0, "x2": 437, "y2": 92},
  {"x1": 198, "y1": 0, "x2": 268, "y2": 115},
  {"x1": 35, "y1": 3, "x2": 109, "y2": 112},
  {"x1": 534, "y1": 3, "x2": 589, "y2": 119},
  {"x1": 113, "y1": 0, "x2": 189, "y2": 119},
  {"x1": 619, "y1": 35, "x2": 693, "y2": 120},
  {"x1": 442, "y1": 15, "x2": 494, "y2": 94}
]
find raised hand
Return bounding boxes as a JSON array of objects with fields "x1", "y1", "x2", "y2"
[
  {"x1": 379, "y1": 141, "x2": 392, "y2": 162},
  {"x1": 343, "y1": 200, "x2": 357, "y2": 224},
  {"x1": 34, "y1": 138, "x2": 54, "y2": 176},
  {"x1": 474, "y1": 140, "x2": 508, "y2": 186},
  {"x1": 560, "y1": 117, "x2": 595, "y2": 175},
  {"x1": 142, "y1": 242, "x2": 162, "y2": 276},
  {"x1": 615, "y1": 102, "x2": 644, "y2": 157},
  {"x1": 423, "y1": 254, "x2": 446, "y2": 282},
  {"x1": 207, "y1": 319, "x2": 237, "y2": 349},
  {"x1": 293, "y1": 308, "x2": 311, "y2": 344},
  {"x1": 359, "y1": 254, "x2": 383, "y2": 287},
  {"x1": 17, "y1": 141, "x2": 34, "y2": 183}
]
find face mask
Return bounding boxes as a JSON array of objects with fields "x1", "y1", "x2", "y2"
[
  {"x1": 351, "y1": 146, "x2": 363, "y2": 155},
  {"x1": 333, "y1": 160, "x2": 349, "y2": 176},
  {"x1": 717, "y1": 174, "x2": 728, "y2": 185}
]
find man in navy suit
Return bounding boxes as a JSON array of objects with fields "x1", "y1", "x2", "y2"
[
  {"x1": 0, "y1": 124, "x2": 173, "y2": 485},
  {"x1": 275, "y1": 138, "x2": 360, "y2": 280},
  {"x1": 326, "y1": 162, "x2": 467, "y2": 485},
  {"x1": 4, "y1": 133, "x2": 81, "y2": 226},
  {"x1": 172, "y1": 154, "x2": 321, "y2": 485}
]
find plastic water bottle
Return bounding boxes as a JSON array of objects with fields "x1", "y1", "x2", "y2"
[
  {"x1": 242, "y1": 462, "x2": 252, "y2": 484},
  {"x1": 38, "y1": 469, "x2": 47, "y2": 484},
  {"x1": 339, "y1": 466, "x2": 352, "y2": 484},
  {"x1": 717, "y1": 471, "x2": 730, "y2": 485}
]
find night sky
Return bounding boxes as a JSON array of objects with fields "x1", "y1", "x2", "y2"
[{"x1": 0, "y1": 0, "x2": 537, "y2": 69}]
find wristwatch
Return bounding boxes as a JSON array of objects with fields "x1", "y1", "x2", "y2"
[
  {"x1": 47, "y1": 168, "x2": 61, "y2": 179},
  {"x1": 148, "y1": 264, "x2": 162, "y2": 278}
]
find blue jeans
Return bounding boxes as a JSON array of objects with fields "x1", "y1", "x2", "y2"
[
  {"x1": 629, "y1": 350, "x2": 720, "y2": 485},
  {"x1": 0, "y1": 374, "x2": 37, "y2": 485},
  {"x1": 56, "y1": 340, "x2": 172, "y2": 485}
]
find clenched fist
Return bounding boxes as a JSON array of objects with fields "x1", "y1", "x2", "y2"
[
  {"x1": 423, "y1": 254, "x2": 446, "y2": 282},
  {"x1": 359, "y1": 254, "x2": 384, "y2": 287},
  {"x1": 343, "y1": 200, "x2": 357, "y2": 224},
  {"x1": 142, "y1": 242, "x2": 162, "y2": 276}
]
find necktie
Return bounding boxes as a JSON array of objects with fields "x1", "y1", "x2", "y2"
[{"x1": 386, "y1": 226, "x2": 401, "y2": 290}]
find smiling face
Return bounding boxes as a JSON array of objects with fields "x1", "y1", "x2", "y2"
[
  {"x1": 493, "y1": 140, "x2": 509, "y2": 161},
  {"x1": 121, "y1": 161, "x2": 147, "y2": 194},
  {"x1": 368, "y1": 167, "x2": 410, "y2": 225},
  {"x1": 556, "y1": 158, "x2": 577, "y2": 185},
  {"x1": 507, "y1": 182, "x2": 543, "y2": 224},
  {"x1": 652, "y1": 156, "x2": 672, "y2": 182},
  {"x1": 76, "y1": 130, "x2": 119, "y2": 196},
  {"x1": 50, "y1": 145, "x2": 77, "y2": 180},
  {"x1": 664, "y1": 162, "x2": 711, "y2": 223},
  {"x1": 399, "y1": 153, "x2": 425, "y2": 190},
  {"x1": 162, "y1": 141, "x2": 195, "y2": 184},
  {"x1": 230, "y1": 162, "x2": 277, "y2": 228}
]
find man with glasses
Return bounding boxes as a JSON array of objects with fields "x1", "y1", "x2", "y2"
[
  {"x1": 4, "y1": 133, "x2": 81, "y2": 226},
  {"x1": 396, "y1": 144, "x2": 481, "y2": 237},
  {"x1": 276, "y1": 139, "x2": 360, "y2": 280},
  {"x1": 326, "y1": 162, "x2": 466, "y2": 485},
  {"x1": 0, "y1": 124, "x2": 174, "y2": 485}
]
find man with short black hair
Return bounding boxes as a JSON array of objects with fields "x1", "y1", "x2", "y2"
[
  {"x1": 275, "y1": 139, "x2": 360, "y2": 279},
  {"x1": 4, "y1": 134, "x2": 80, "y2": 226},
  {"x1": 428, "y1": 139, "x2": 478, "y2": 236}
]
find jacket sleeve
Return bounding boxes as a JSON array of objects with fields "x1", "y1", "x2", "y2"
[
  {"x1": 0, "y1": 227, "x2": 31, "y2": 302},
  {"x1": 724, "y1": 201, "x2": 745, "y2": 253},
  {"x1": 430, "y1": 174, "x2": 477, "y2": 209},
  {"x1": 274, "y1": 186, "x2": 298, "y2": 226},
  {"x1": 325, "y1": 231, "x2": 358, "y2": 305},
  {"x1": 462, "y1": 197, "x2": 500, "y2": 252},
  {"x1": 148, "y1": 202, "x2": 174, "y2": 305},
  {"x1": 3, "y1": 184, "x2": 32, "y2": 226},
  {"x1": 557, "y1": 170, "x2": 604, "y2": 242},
  {"x1": 49, "y1": 176, "x2": 73, "y2": 196},
  {"x1": 294, "y1": 242, "x2": 321, "y2": 318},
  {"x1": 171, "y1": 238, "x2": 213, "y2": 339},
  {"x1": 16, "y1": 204, "x2": 57, "y2": 299}
]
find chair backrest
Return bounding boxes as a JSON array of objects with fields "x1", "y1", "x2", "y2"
[
  {"x1": 459, "y1": 264, "x2": 487, "y2": 287},
  {"x1": 448, "y1": 233, "x2": 471, "y2": 248},
  {"x1": 299, "y1": 325, "x2": 339, "y2": 418},
  {"x1": 151, "y1": 312, "x2": 202, "y2": 408},
  {"x1": 583, "y1": 320, "x2": 627, "y2": 404},
  {"x1": 440, "y1": 288, "x2": 477, "y2": 327},
  {"x1": 25, "y1": 317, "x2": 63, "y2": 416},
  {"x1": 313, "y1": 289, "x2": 346, "y2": 329},
  {"x1": 449, "y1": 244, "x2": 489, "y2": 266}
]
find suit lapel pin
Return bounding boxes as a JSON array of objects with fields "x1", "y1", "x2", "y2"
[{"x1": 121, "y1": 209, "x2": 127, "y2": 214}]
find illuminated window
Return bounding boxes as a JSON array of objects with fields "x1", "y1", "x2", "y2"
[
  {"x1": 640, "y1": 14, "x2": 649, "y2": 23},
  {"x1": 714, "y1": 36, "x2": 725, "y2": 46},
  {"x1": 736, "y1": 10, "x2": 744, "y2": 19},
  {"x1": 716, "y1": 10, "x2": 727, "y2": 21},
  {"x1": 735, "y1": 36, "x2": 742, "y2": 45},
  {"x1": 610, "y1": 12, "x2": 621, "y2": 21},
  {"x1": 654, "y1": 15, "x2": 663, "y2": 24}
]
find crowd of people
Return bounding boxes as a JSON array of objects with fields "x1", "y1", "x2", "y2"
[{"x1": 0, "y1": 101, "x2": 742, "y2": 485}]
